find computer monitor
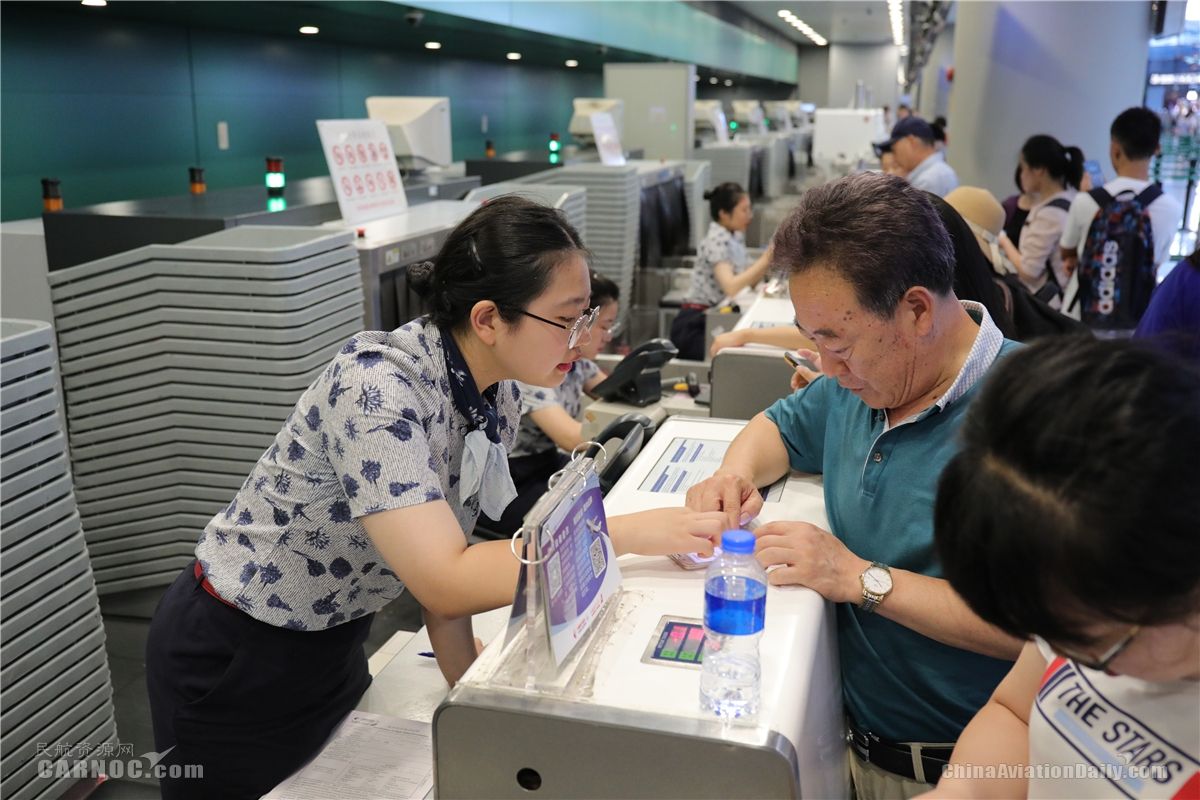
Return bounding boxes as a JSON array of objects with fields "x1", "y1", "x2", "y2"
[
  {"x1": 762, "y1": 101, "x2": 794, "y2": 131},
  {"x1": 568, "y1": 98, "x2": 625, "y2": 147},
  {"x1": 730, "y1": 100, "x2": 767, "y2": 134},
  {"x1": 694, "y1": 100, "x2": 729, "y2": 144},
  {"x1": 365, "y1": 96, "x2": 452, "y2": 170}
]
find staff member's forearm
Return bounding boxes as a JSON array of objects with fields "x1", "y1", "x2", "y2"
[
  {"x1": 717, "y1": 413, "x2": 792, "y2": 486},
  {"x1": 422, "y1": 607, "x2": 477, "y2": 686},
  {"x1": 873, "y1": 568, "x2": 1025, "y2": 660}
]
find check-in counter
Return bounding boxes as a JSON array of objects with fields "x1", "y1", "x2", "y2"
[{"x1": 430, "y1": 416, "x2": 846, "y2": 798}]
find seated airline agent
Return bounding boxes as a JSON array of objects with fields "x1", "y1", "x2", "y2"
[
  {"x1": 926, "y1": 338, "x2": 1199, "y2": 799},
  {"x1": 685, "y1": 173, "x2": 1025, "y2": 799},
  {"x1": 145, "y1": 196, "x2": 724, "y2": 800},
  {"x1": 481, "y1": 270, "x2": 619, "y2": 536}
]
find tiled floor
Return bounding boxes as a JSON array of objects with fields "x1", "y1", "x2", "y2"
[{"x1": 89, "y1": 581, "x2": 425, "y2": 799}]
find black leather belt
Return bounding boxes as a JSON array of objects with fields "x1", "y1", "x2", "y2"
[{"x1": 846, "y1": 715, "x2": 954, "y2": 785}]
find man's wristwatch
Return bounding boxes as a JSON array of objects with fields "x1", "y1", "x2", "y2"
[{"x1": 859, "y1": 562, "x2": 893, "y2": 613}]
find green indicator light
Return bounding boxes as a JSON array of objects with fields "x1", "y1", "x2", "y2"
[
  {"x1": 267, "y1": 196, "x2": 288, "y2": 212},
  {"x1": 549, "y1": 152, "x2": 560, "y2": 165},
  {"x1": 266, "y1": 172, "x2": 286, "y2": 189},
  {"x1": 548, "y1": 140, "x2": 560, "y2": 152},
  {"x1": 729, "y1": 121, "x2": 738, "y2": 130}
]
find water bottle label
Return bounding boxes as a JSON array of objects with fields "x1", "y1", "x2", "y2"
[{"x1": 704, "y1": 577, "x2": 766, "y2": 635}]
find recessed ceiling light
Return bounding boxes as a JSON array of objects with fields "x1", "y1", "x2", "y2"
[
  {"x1": 299, "y1": 25, "x2": 319, "y2": 35},
  {"x1": 80, "y1": 0, "x2": 107, "y2": 6},
  {"x1": 709, "y1": 76, "x2": 719, "y2": 84},
  {"x1": 565, "y1": 59, "x2": 579, "y2": 67},
  {"x1": 724, "y1": 79, "x2": 733, "y2": 87},
  {"x1": 786, "y1": 15, "x2": 827, "y2": 46},
  {"x1": 777, "y1": 9, "x2": 791, "y2": 17},
  {"x1": 425, "y1": 41, "x2": 442, "y2": 50},
  {"x1": 506, "y1": 52, "x2": 522, "y2": 61}
]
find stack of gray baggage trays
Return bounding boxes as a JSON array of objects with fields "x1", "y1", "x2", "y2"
[
  {"x1": 1, "y1": 319, "x2": 119, "y2": 800},
  {"x1": 516, "y1": 164, "x2": 640, "y2": 328},
  {"x1": 47, "y1": 226, "x2": 363, "y2": 595},
  {"x1": 463, "y1": 183, "x2": 587, "y2": 242}
]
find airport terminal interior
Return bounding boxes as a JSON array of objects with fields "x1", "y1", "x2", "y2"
[{"x1": 1, "y1": 1, "x2": 1198, "y2": 798}]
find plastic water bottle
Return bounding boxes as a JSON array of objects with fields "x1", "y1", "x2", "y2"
[{"x1": 699, "y1": 529, "x2": 767, "y2": 721}]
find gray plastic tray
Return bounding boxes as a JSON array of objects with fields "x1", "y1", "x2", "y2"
[
  {"x1": 58, "y1": 306, "x2": 362, "y2": 375},
  {"x1": 65, "y1": 397, "x2": 293, "y2": 436},
  {"x1": 75, "y1": 471, "x2": 243, "y2": 504},
  {"x1": 0, "y1": 574, "x2": 95, "y2": 652},
  {"x1": 0, "y1": 678, "x2": 113, "y2": 781},
  {"x1": 92, "y1": 552, "x2": 198, "y2": 585},
  {"x1": 0, "y1": 514, "x2": 84, "y2": 580},
  {"x1": 90, "y1": 540, "x2": 197, "y2": 571},
  {"x1": 0, "y1": 454, "x2": 71, "y2": 507},
  {"x1": 69, "y1": 441, "x2": 265, "y2": 477},
  {"x1": 93, "y1": 568, "x2": 191, "y2": 596},
  {"x1": 1, "y1": 349, "x2": 56, "y2": 389},
  {"x1": 0, "y1": 394, "x2": 59, "y2": 434},
  {"x1": 67, "y1": 411, "x2": 283, "y2": 449},
  {"x1": 87, "y1": 528, "x2": 202, "y2": 557},
  {"x1": 1, "y1": 433, "x2": 68, "y2": 483},
  {"x1": 82, "y1": 511, "x2": 213, "y2": 543},
  {"x1": 2, "y1": 712, "x2": 115, "y2": 800},
  {"x1": 1, "y1": 643, "x2": 108, "y2": 731},
  {"x1": 72, "y1": 453, "x2": 261, "y2": 489},
  {"x1": 0, "y1": 551, "x2": 91, "y2": 631},
  {"x1": 0, "y1": 416, "x2": 60, "y2": 458},
  {"x1": 51, "y1": 252, "x2": 359, "y2": 317},
  {"x1": 77, "y1": 483, "x2": 230, "y2": 517},
  {"x1": 0, "y1": 495, "x2": 77, "y2": 550},
  {"x1": 0, "y1": 369, "x2": 58, "y2": 412},
  {"x1": 66, "y1": 382, "x2": 304, "y2": 421},
  {"x1": 80, "y1": 497, "x2": 226, "y2": 532},
  {"x1": 57, "y1": 291, "x2": 364, "y2": 354},
  {"x1": 0, "y1": 525, "x2": 88, "y2": 597},
  {"x1": 0, "y1": 601, "x2": 102, "y2": 694},
  {"x1": 62, "y1": 357, "x2": 334, "y2": 405},
  {"x1": 53, "y1": 271, "x2": 362, "y2": 334},
  {"x1": 0, "y1": 320, "x2": 53, "y2": 360},
  {"x1": 68, "y1": 427, "x2": 276, "y2": 462}
]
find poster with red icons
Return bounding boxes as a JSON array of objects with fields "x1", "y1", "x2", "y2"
[{"x1": 316, "y1": 119, "x2": 407, "y2": 225}]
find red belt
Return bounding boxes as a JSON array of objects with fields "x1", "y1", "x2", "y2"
[
  {"x1": 680, "y1": 303, "x2": 709, "y2": 311},
  {"x1": 194, "y1": 561, "x2": 237, "y2": 609}
]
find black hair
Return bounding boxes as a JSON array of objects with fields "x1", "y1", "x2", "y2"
[
  {"x1": 1111, "y1": 106, "x2": 1162, "y2": 161},
  {"x1": 408, "y1": 195, "x2": 587, "y2": 329},
  {"x1": 588, "y1": 270, "x2": 620, "y2": 308},
  {"x1": 1013, "y1": 164, "x2": 1023, "y2": 195},
  {"x1": 935, "y1": 338, "x2": 1200, "y2": 648},
  {"x1": 1020, "y1": 134, "x2": 1085, "y2": 190},
  {"x1": 703, "y1": 182, "x2": 747, "y2": 222},
  {"x1": 931, "y1": 118, "x2": 947, "y2": 143},
  {"x1": 772, "y1": 172, "x2": 954, "y2": 317}
]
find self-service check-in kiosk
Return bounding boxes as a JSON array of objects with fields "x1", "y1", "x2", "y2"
[{"x1": 429, "y1": 417, "x2": 847, "y2": 799}]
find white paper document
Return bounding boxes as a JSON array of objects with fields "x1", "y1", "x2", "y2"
[{"x1": 262, "y1": 711, "x2": 433, "y2": 800}]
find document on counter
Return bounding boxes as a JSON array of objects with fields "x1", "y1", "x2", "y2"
[
  {"x1": 262, "y1": 711, "x2": 433, "y2": 800},
  {"x1": 638, "y1": 437, "x2": 785, "y2": 501}
]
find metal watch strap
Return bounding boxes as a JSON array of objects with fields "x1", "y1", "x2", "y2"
[{"x1": 860, "y1": 561, "x2": 889, "y2": 613}]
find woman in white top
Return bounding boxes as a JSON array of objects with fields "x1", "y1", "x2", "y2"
[
  {"x1": 999, "y1": 135, "x2": 1084, "y2": 304},
  {"x1": 924, "y1": 338, "x2": 1199, "y2": 800},
  {"x1": 669, "y1": 182, "x2": 774, "y2": 360}
]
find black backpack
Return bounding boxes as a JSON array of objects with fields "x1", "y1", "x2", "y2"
[{"x1": 1068, "y1": 184, "x2": 1163, "y2": 330}]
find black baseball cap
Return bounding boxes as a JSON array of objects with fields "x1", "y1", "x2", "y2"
[{"x1": 874, "y1": 116, "x2": 936, "y2": 156}]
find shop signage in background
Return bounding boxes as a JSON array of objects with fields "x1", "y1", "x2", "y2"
[{"x1": 316, "y1": 119, "x2": 408, "y2": 225}]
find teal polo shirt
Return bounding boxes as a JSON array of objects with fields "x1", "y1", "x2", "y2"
[{"x1": 764, "y1": 302, "x2": 1019, "y2": 743}]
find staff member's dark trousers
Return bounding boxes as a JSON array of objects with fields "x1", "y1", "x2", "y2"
[{"x1": 145, "y1": 562, "x2": 374, "y2": 799}]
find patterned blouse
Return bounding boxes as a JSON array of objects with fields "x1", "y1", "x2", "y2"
[
  {"x1": 685, "y1": 221, "x2": 748, "y2": 307},
  {"x1": 195, "y1": 317, "x2": 521, "y2": 630},
  {"x1": 509, "y1": 359, "x2": 601, "y2": 459}
]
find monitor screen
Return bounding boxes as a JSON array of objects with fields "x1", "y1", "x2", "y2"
[{"x1": 365, "y1": 96, "x2": 452, "y2": 169}]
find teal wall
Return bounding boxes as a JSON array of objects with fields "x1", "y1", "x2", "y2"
[
  {"x1": 405, "y1": 0, "x2": 800, "y2": 83},
  {"x1": 0, "y1": 6, "x2": 601, "y2": 221}
]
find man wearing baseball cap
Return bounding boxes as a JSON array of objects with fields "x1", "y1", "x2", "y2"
[{"x1": 875, "y1": 116, "x2": 959, "y2": 197}]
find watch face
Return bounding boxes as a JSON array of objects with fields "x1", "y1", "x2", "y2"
[{"x1": 863, "y1": 566, "x2": 892, "y2": 594}]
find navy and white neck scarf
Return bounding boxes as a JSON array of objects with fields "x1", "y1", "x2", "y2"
[{"x1": 439, "y1": 327, "x2": 516, "y2": 519}]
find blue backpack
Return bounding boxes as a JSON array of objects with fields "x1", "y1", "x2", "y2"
[{"x1": 1069, "y1": 184, "x2": 1163, "y2": 331}]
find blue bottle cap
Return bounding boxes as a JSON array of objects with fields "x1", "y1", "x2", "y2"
[{"x1": 720, "y1": 529, "x2": 755, "y2": 554}]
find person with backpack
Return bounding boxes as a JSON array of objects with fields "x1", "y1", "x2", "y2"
[
  {"x1": 998, "y1": 135, "x2": 1084, "y2": 306},
  {"x1": 1059, "y1": 107, "x2": 1184, "y2": 332}
]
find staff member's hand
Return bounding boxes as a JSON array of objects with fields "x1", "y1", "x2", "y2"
[
  {"x1": 790, "y1": 348, "x2": 822, "y2": 392},
  {"x1": 753, "y1": 520, "x2": 868, "y2": 602},
  {"x1": 608, "y1": 508, "x2": 727, "y2": 557},
  {"x1": 685, "y1": 471, "x2": 764, "y2": 533}
]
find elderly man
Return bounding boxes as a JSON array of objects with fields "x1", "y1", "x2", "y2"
[
  {"x1": 685, "y1": 173, "x2": 1023, "y2": 799},
  {"x1": 876, "y1": 116, "x2": 959, "y2": 197}
]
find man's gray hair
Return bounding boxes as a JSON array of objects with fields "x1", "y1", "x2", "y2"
[{"x1": 772, "y1": 173, "x2": 955, "y2": 318}]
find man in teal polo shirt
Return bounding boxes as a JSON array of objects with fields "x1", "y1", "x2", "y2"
[{"x1": 686, "y1": 172, "x2": 1024, "y2": 799}]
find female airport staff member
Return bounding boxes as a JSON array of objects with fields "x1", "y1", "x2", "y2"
[
  {"x1": 480, "y1": 270, "x2": 620, "y2": 536},
  {"x1": 669, "y1": 182, "x2": 774, "y2": 360},
  {"x1": 145, "y1": 196, "x2": 723, "y2": 800}
]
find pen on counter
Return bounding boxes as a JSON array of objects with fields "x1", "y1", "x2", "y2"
[{"x1": 417, "y1": 651, "x2": 436, "y2": 658}]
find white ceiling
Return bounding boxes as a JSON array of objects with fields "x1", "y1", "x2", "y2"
[{"x1": 730, "y1": 1, "x2": 896, "y2": 46}]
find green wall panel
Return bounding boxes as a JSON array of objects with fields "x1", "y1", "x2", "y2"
[{"x1": 0, "y1": 6, "x2": 603, "y2": 221}]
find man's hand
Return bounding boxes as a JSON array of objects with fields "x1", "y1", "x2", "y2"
[
  {"x1": 790, "y1": 348, "x2": 823, "y2": 392},
  {"x1": 685, "y1": 470, "x2": 764, "y2": 532},
  {"x1": 608, "y1": 508, "x2": 727, "y2": 557},
  {"x1": 753, "y1": 520, "x2": 868, "y2": 603}
]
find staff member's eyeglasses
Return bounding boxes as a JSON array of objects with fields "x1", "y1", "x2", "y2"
[
  {"x1": 516, "y1": 306, "x2": 600, "y2": 349},
  {"x1": 1047, "y1": 625, "x2": 1141, "y2": 672}
]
